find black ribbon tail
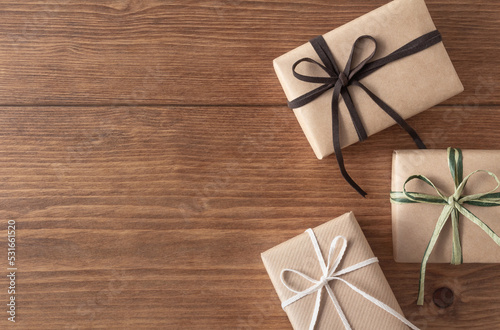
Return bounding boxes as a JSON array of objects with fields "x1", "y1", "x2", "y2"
[
  {"x1": 331, "y1": 83, "x2": 368, "y2": 197},
  {"x1": 334, "y1": 147, "x2": 368, "y2": 197},
  {"x1": 341, "y1": 88, "x2": 368, "y2": 142},
  {"x1": 353, "y1": 81, "x2": 426, "y2": 149}
]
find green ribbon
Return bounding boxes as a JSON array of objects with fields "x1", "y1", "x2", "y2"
[{"x1": 390, "y1": 147, "x2": 500, "y2": 305}]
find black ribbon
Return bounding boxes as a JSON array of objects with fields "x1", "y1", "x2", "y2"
[{"x1": 288, "y1": 30, "x2": 442, "y2": 197}]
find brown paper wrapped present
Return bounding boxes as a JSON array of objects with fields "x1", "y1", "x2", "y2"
[
  {"x1": 261, "y1": 212, "x2": 417, "y2": 329},
  {"x1": 391, "y1": 148, "x2": 500, "y2": 304},
  {"x1": 273, "y1": 0, "x2": 463, "y2": 196}
]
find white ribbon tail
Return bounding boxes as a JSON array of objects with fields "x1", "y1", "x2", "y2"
[
  {"x1": 324, "y1": 284, "x2": 351, "y2": 330},
  {"x1": 308, "y1": 288, "x2": 322, "y2": 330},
  {"x1": 333, "y1": 277, "x2": 420, "y2": 330}
]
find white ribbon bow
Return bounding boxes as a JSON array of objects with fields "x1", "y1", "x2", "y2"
[{"x1": 280, "y1": 229, "x2": 419, "y2": 330}]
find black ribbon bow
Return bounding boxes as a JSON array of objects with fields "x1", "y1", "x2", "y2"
[{"x1": 288, "y1": 30, "x2": 443, "y2": 197}]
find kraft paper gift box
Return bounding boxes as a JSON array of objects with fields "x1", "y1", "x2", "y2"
[
  {"x1": 391, "y1": 148, "x2": 500, "y2": 305},
  {"x1": 274, "y1": 0, "x2": 463, "y2": 160},
  {"x1": 391, "y1": 149, "x2": 500, "y2": 264},
  {"x1": 261, "y1": 212, "x2": 416, "y2": 329},
  {"x1": 274, "y1": 0, "x2": 463, "y2": 196}
]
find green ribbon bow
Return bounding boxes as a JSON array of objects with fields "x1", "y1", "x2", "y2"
[{"x1": 390, "y1": 147, "x2": 500, "y2": 305}]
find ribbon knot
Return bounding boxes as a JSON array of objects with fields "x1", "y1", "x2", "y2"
[
  {"x1": 287, "y1": 30, "x2": 443, "y2": 197},
  {"x1": 319, "y1": 275, "x2": 330, "y2": 288},
  {"x1": 280, "y1": 229, "x2": 419, "y2": 330},
  {"x1": 447, "y1": 196, "x2": 458, "y2": 208},
  {"x1": 338, "y1": 72, "x2": 349, "y2": 87},
  {"x1": 391, "y1": 147, "x2": 500, "y2": 305}
]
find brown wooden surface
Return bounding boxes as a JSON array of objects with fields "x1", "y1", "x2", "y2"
[
  {"x1": 0, "y1": 0, "x2": 498, "y2": 106},
  {"x1": 0, "y1": 1, "x2": 499, "y2": 329}
]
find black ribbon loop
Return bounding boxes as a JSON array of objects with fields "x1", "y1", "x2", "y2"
[{"x1": 287, "y1": 30, "x2": 442, "y2": 197}]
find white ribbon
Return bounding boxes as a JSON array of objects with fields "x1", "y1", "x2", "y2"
[{"x1": 280, "y1": 229, "x2": 419, "y2": 330}]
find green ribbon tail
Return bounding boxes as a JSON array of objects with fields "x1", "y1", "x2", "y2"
[
  {"x1": 450, "y1": 208, "x2": 463, "y2": 265},
  {"x1": 418, "y1": 205, "x2": 453, "y2": 305}
]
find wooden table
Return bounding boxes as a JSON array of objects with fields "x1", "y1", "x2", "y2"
[{"x1": 0, "y1": 1, "x2": 499, "y2": 329}]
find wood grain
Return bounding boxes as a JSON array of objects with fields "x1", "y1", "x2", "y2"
[
  {"x1": 0, "y1": 0, "x2": 500, "y2": 329},
  {"x1": 0, "y1": 106, "x2": 499, "y2": 329},
  {"x1": 0, "y1": 0, "x2": 498, "y2": 105}
]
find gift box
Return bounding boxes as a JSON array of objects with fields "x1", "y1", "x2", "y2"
[
  {"x1": 391, "y1": 148, "x2": 500, "y2": 263},
  {"x1": 261, "y1": 212, "x2": 416, "y2": 329},
  {"x1": 274, "y1": 0, "x2": 462, "y2": 159},
  {"x1": 273, "y1": 0, "x2": 463, "y2": 196},
  {"x1": 391, "y1": 148, "x2": 500, "y2": 304}
]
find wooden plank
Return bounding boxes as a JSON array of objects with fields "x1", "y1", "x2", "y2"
[
  {"x1": 0, "y1": 106, "x2": 500, "y2": 328},
  {"x1": 0, "y1": 1, "x2": 498, "y2": 105}
]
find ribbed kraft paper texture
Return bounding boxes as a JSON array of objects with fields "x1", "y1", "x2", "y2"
[
  {"x1": 261, "y1": 212, "x2": 408, "y2": 329},
  {"x1": 392, "y1": 149, "x2": 500, "y2": 263},
  {"x1": 273, "y1": 0, "x2": 463, "y2": 159}
]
